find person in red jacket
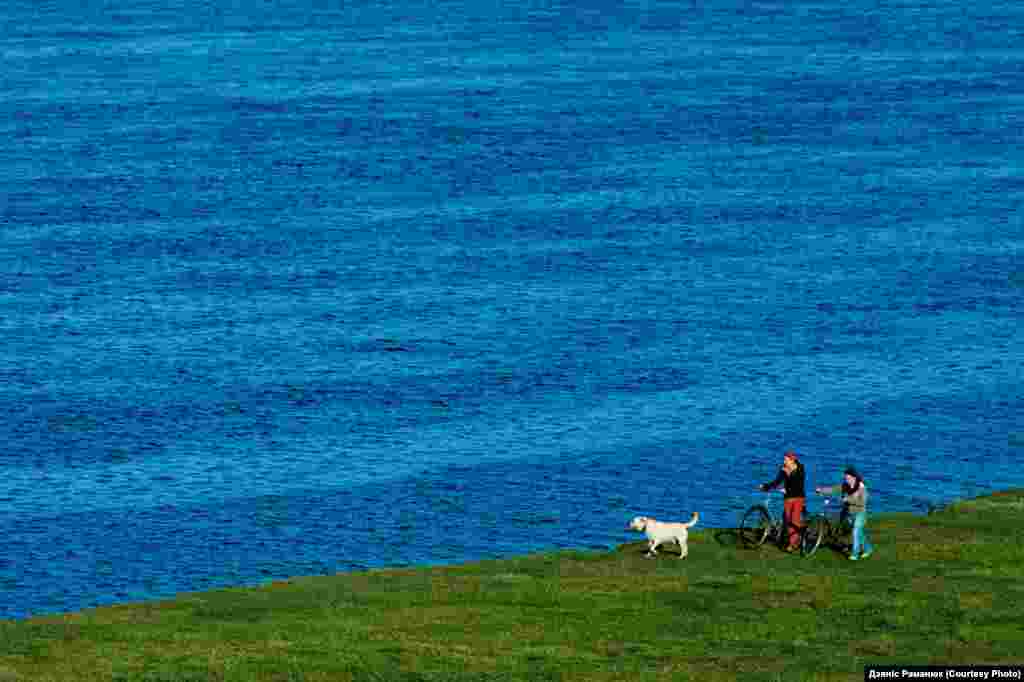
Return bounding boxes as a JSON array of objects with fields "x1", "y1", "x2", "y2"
[{"x1": 759, "y1": 450, "x2": 806, "y2": 552}]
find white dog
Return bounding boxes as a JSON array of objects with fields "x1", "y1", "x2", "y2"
[{"x1": 628, "y1": 512, "x2": 700, "y2": 558}]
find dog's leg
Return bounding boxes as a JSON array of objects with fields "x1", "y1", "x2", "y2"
[
  {"x1": 678, "y1": 538, "x2": 688, "y2": 559},
  {"x1": 646, "y1": 540, "x2": 658, "y2": 557}
]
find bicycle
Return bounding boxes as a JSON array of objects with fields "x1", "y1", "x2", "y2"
[
  {"x1": 800, "y1": 495, "x2": 853, "y2": 558},
  {"x1": 738, "y1": 490, "x2": 792, "y2": 550}
]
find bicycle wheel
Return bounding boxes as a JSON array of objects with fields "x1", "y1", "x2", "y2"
[
  {"x1": 739, "y1": 505, "x2": 772, "y2": 548},
  {"x1": 801, "y1": 516, "x2": 826, "y2": 557}
]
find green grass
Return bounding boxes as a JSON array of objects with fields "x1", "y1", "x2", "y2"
[{"x1": 2, "y1": 490, "x2": 1023, "y2": 681}]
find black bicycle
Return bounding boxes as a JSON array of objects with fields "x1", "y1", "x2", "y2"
[
  {"x1": 739, "y1": 491, "x2": 823, "y2": 556},
  {"x1": 738, "y1": 491, "x2": 790, "y2": 549},
  {"x1": 800, "y1": 495, "x2": 853, "y2": 557}
]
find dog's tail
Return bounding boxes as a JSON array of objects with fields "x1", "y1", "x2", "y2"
[{"x1": 684, "y1": 512, "x2": 699, "y2": 528}]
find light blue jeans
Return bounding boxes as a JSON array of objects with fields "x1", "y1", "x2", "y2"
[{"x1": 851, "y1": 511, "x2": 873, "y2": 557}]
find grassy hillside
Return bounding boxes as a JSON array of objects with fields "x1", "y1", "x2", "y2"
[{"x1": 2, "y1": 491, "x2": 1022, "y2": 681}]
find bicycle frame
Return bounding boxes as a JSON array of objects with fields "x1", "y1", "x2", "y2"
[
  {"x1": 802, "y1": 496, "x2": 853, "y2": 557},
  {"x1": 739, "y1": 491, "x2": 788, "y2": 549}
]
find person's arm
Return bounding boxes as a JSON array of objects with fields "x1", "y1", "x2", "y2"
[
  {"x1": 815, "y1": 484, "x2": 840, "y2": 496},
  {"x1": 761, "y1": 469, "x2": 785, "y2": 491}
]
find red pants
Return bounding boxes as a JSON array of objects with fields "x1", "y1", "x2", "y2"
[{"x1": 784, "y1": 497, "x2": 805, "y2": 549}]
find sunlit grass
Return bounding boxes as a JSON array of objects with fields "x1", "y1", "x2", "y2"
[{"x1": 2, "y1": 490, "x2": 1022, "y2": 681}]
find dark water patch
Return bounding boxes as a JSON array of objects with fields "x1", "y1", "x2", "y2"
[{"x1": 46, "y1": 414, "x2": 98, "y2": 434}]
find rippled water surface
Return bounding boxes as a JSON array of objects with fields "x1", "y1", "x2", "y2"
[{"x1": 1, "y1": 0, "x2": 1022, "y2": 618}]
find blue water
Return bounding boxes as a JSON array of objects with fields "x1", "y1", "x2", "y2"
[{"x1": 2, "y1": 0, "x2": 1022, "y2": 620}]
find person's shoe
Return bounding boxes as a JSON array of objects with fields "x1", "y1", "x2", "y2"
[
  {"x1": 849, "y1": 554, "x2": 859, "y2": 561},
  {"x1": 861, "y1": 549, "x2": 873, "y2": 559}
]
